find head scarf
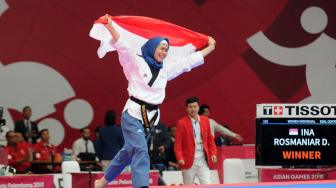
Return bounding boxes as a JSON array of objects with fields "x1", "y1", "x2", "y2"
[{"x1": 141, "y1": 37, "x2": 169, "y2": 70}]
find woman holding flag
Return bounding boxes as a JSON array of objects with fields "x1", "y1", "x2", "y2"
[{"x1": 92, "y1": 15, "x2": 216, "y2": 188}]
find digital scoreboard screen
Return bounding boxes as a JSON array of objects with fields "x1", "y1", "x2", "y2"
[{"x1": 256, "y1": 104, "x2": 336, "y2": 166}]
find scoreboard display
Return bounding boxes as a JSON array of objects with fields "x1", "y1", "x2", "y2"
[{"x1": 256, "y1": 104, "x2": 336, "y2": 166}]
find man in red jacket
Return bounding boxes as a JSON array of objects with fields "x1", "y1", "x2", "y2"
[
  {"x1": 33, "y1": 129, "x2": 60, "y2": 173},
  {"x1": 34, "y1": 129, "x2": 59, "y2": 161},
  {"x1": 174, "y1": 97, "x2": 217, "y2": 185},
  {"x1": 4, "y1": 130, "x2": 31, "y2": 173}
]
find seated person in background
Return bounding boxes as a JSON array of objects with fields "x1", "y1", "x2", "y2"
[
  {"x1": 167, "y1": 126, "x2": 178, "y2": 171},
  {"x1": 14, "y1": 106, "x2": 39, "y2": 144},
  {"x1": 16, "y1": 132, "x2": 34, "y2": 161},
  {"x1": 33, "y1": 129, "x2": 60, "y2": 173},
  {"x1": 72, "y1": 127, "x2": 96, "y2": 158},
  {"x1": 148, "y1": 122, "x2": 171, "y2": 185},
  {"x1": 199, "y1": 104, "x2": 243, "y2": 143},
  {"x1": 16, "y1": 132, "x2": 33, "y2": 149},
  {"x1": 0, "y1": 123, "x2": 10, "y2": 147},
  {"x1": 72, "y1": 127, "x2": 100, "y2": 171},
  {"x1": 4, "y1": 130, "x2": 30, "y2": 173},
  {"x1": 34, "y1": 129, "x2": 59, "y2": 160},
  {"x1": 148, "y1": 122, "x2": 170, "y2": 172}
]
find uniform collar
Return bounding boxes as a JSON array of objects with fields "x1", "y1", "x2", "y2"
[{"x1": 189, "y1": 115, "x2": 200, "y2": 123}]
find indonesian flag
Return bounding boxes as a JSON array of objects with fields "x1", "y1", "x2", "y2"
[
  {"x1": 289, "y1": 128, "x2": 299, "y2": 136},
  {"x1": 89, "y1": 15, "x2": 209, "y2": 61}
]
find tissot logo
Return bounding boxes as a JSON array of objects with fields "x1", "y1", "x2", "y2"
[
  {"x1": 263, "y1": 106, "x2": 272, "y2": 115},
  {"x1": 257, "y1": 104, "x2": 336, "y2": 118},
  {"x1": 262, "y1": 106, "x2": 283, "y2": 115},
  {"x1": 274, "y1": 106, "x2": 283, "y2": 115}
]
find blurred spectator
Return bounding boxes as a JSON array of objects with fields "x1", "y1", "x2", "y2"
[
  {"x1": 16, "y1": 132, "x2": 33, "y2": 160},
  {"x1": 167, "y1": 126, "x2": 178, "y2": 170},
  {"x1": 72, "y1": 127, "x2": 100, "y2": 171},
  {"x1": 14, "y1": 106, "x2": 39, "y2": 144},
  {"x1": 0, "y1": 124, "x2": 10, "y2": 147},
  {"x1": 33, "y1": 129, "x2": 60, "y2": 173},
  {"x1": 199, "y1": 104, "x2": 243, "y2": 143},
  {"x1": 148, "y1": 122, "x2": 170, "y2": 171},
  {"x1": 34, "y1": 129, "x2": 59, "y2": 161},
  {"x1": 93, "y1": 126, "x2": 102, "y2": 160},
  {"x1": 16, "y1": 132, "x2": 33, "y2": 149},
  {"x1": 97, "y1": 110, "x2": 124, "y2": 170},
  {"x1": 72, "y1": 127, "x2": 96, "y2": 159},
  {"x1": 4, "y1": 130, "x2": 30, "y2": 173}
]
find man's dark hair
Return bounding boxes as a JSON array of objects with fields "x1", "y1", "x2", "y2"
[
  {"x1": 22, "y1": 106, "x2": 31, "y2": 112},
  {"x1": 6, "y1": 130, "x2": 15, "y2": 138},
  {"x1": 80, "y1": 127, "x2": 90, "y2": 133},
  {"x1": 199, "y1": 104, "x2": 210, "y2": 115},
  {"x1": 95, "y1": 126, "x2": 101, "y2": 133},
  {"x1": 104, "y1": 110, "x2": 116, "y2": 126},
  {"x1": 185, "y1": 97, "x2": 199, "y2": 106},
  {"x1": 39, "y1": 129, "x2": 49, "y2": 135}
]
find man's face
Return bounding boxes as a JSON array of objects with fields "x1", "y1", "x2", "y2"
[
  {"x1": 82, "y1": 128, "x2": 91, "y2": 140},
  {"x1": 186, "y1": 102, "x2": 200, "y2": 117},
  {"x1": 23, "y1": 107, "x2": 32, "y2": 119},
  {"x1": 41, "y1": 130, "x2": 49, "y2": 142},
  {"x1": 203, "y1": 108, "x2": 210, "y2": 117},
  {"x1": 154, "y1": 43, "x2": 168, "y2": 62},
  {"x1": 15, "y1": 133, "x2": 24, "y2": 142},
  {"x1": 6, "y1": 132, "x2": 17, "y2": 145}
]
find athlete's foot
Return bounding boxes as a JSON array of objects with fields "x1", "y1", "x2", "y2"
[{"x1": 94, "y1": 177, "x2": 108, "y2": 188}]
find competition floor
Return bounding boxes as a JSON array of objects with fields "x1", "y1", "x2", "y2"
[{"x1": 143, "y1": 180, "x2": 336, "y2": 188}]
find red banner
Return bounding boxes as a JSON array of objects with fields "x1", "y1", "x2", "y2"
[
  {"x1": 260, "y1": 168, "x2": 336, "y2": 182},
  {"x1": 0, "y1": 175, "x2": 54, "y2": 187},
  {"x1": 71, "y1": 171, "x2": 159, "y2": 187}
]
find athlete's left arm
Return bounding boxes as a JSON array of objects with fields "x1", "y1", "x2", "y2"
[{"x1": 166, "y1": 36, "x2": 216, "y2": 81}]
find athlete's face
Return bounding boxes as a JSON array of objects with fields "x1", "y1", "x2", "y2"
[{"x1": 154, "y1": 43, "x2": 169, "y2": 62}]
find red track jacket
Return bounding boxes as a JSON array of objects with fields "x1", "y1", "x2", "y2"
[{"x1": 174, "y1": 115, "x2": 217, "y2": 169}]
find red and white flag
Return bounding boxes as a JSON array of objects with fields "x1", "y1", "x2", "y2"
[
  {"x1": 89, "y1": 15, "x2": 208, "y2": 60},
  {"x1": 289, "y1": 128, "x2": 299, "y2": 136}
]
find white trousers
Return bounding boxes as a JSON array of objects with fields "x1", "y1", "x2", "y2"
[{"x1": 182, "y1": 157, "x2": 211, "y2": 185}]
